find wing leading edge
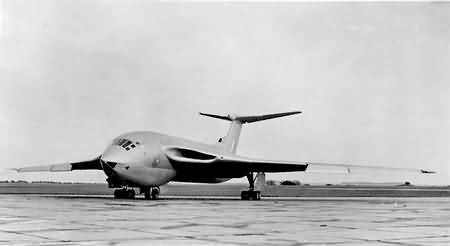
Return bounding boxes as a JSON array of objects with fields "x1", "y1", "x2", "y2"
[{"x1": 14, "y1": 156, "x2": 102, "y2": 173}]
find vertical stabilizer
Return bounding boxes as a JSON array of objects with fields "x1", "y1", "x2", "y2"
[
  {"x1": 222, "y1": 120, "x2": 242, "y2": 153},
  {"x1": 199, "y1": 110, "x2": 301, "y2": 154}
]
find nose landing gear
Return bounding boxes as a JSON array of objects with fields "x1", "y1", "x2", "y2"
[
  {"x1": 142, "y1": 187, "x2": 160, "y2": 200},
  {"x1": 114, "y1": 186, "x2": 160, "y2": 200},
  {"x1": 114, "y1": 188, "x2": 135, "y2": 199}
]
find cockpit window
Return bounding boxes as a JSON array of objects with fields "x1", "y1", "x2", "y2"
[
  {"x1": 123, "y1": 141, "x2": 132, "y2": 148},
  {"x1": 113, "y1": 138, "x2": 141, "y2": 151}
]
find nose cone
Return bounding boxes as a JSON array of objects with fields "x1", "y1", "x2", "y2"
[{"x1": 101, "y1": 145, "x2": 131, "y2": 164}]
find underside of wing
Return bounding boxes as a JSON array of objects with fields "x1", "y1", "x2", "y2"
[
  {"x1": 164, "y1": 146, "x2": 308, "y2": 178},
  {"x1": 14, "y1": 156, "x2": 102, "y2": 172}
]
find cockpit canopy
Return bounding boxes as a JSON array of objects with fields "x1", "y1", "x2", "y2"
[{"x1": 113, "y1": 138, "x2": 141, "y2": 151}]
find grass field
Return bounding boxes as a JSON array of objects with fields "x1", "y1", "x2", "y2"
[{"x1": 0, "y1": 183, "x2": 449, "y2": 197}]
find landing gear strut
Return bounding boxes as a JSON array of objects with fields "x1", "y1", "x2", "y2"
[
  {"x1": 114, "y1": 188, "x2": 135, "y2": 199},
  {"x1": 143, "y1": 187, "x2": 160, "y2": 200},
  {"x1": 241, "y1": 173, "x2": 261, "y2": 200}
]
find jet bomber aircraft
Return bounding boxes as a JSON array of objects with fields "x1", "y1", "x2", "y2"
[{"x1": 16, "y1": 111, "x2": 434, "y2": 200}]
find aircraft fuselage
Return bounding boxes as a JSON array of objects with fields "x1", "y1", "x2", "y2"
[{"x1": 100, "y1": 131, "x2": 232, "y2": 188}]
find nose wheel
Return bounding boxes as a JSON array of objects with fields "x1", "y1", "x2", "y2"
[
  {"x1": 114, "y1": 188, "x2": 135, "y2": 199},
  {"x1": 143, "y1": 187, "x2": 160, "y2": 200}
]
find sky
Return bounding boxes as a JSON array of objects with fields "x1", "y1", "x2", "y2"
[{"x1": 0, "y1": 1, "x2": 449, "y2": 185}]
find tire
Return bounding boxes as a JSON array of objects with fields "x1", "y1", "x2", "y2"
[
  {"x1": 114, "y1": 189, "x2": 135, "y2": 199},
  {"x1": 241, "y1": 191, "x2": 249, "y2": 200},
  {"x1": 241, "y1": 191, "x2": 261, "y2": 200},
  {"x1": 144, "y1": 190, "x2": 151, "y2": 200},
  {"x1": 253, "y1": 191, "x2": 261, "y2": 200},
  {"x1": 114, "y1": 189, "x2": 121, "y2": 198},
  {"x1": 128, "y1": 189, "x2": 135, "y2": 199},
  {"x1": 151, "y1": 188, "x2": 160, "y2": 200}
]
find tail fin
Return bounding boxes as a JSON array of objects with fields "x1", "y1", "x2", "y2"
[{"x1": 199, "y1": 110, "x2": 301, "y2": 153}]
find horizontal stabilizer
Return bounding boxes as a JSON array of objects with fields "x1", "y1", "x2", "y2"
[
  {"x1": 199, "y1": 112, "x2": 230, "y2": 121},
  {"x1": 199, "y1": 110, "x2": 301, "y2": 124}
]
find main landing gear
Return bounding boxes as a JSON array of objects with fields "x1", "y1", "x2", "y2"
[
  {"x1": 241, "y1": 173, "x2": 261, "y2": 200},
  {"x1": 114, "y1": 188, "x2": 136, "y2": 199}
]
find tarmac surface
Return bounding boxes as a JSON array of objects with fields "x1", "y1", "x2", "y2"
[{"x1": 0, "y1": 195, "x2": 449, "y2": 246}]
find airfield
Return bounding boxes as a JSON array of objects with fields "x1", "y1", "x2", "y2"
[{"x1": 0, "y1": 184, "x2": 449, "y2": 245}]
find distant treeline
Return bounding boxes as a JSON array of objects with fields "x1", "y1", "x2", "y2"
[{"x1": 266, "y1": 180, "x2": 303, "y2": 186}]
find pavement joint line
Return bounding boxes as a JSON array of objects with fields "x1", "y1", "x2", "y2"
[
  {"x1": 369, "y1": 227, "x2": 445, "y2": 236},
  {"x1": 376, "y1": 239, "x2": 427, "y2": 246},
  {"x1": 1, "y1": 229, "x2": 55, "y2": 241}
]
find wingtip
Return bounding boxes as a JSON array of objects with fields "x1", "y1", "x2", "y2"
[
  {"x1": 283, "y1": 110, "x2": 302, "y2": 116},
  {"x1": 282, "y1": 110, "x2": 302, "y2": 114},
  {"x1": 421, "y1": 169, "x2": 436, "y2": 174}
]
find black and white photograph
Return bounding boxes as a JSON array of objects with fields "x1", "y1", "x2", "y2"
[{"x1": 0, "y1": 1, "x2": 449, "y2": 245}]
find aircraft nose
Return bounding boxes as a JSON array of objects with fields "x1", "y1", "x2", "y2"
[{"x1": 100, "y1": 147, "x2": 130, "y2": 177}]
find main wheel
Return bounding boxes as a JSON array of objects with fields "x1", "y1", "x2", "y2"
[
  {"x1": 241, "y1": 190, "x2": 261, "y2": 200},
  {"x1": 241, "y1": 191, "x2": 249, "y2": 200},
  {"x1": 114, "y1": 189, "x2": 135, "y2": 199},
  {"x1": 114, "y1": 189, "x2": 127, "y2": 199},
  {"x1": 127, "y1": 189, "x2": 135, "y2": 199},
  {"x1": 114, "y1": 189, "x2": 121, "y2": 198},
  {"x1": 252, "y1": 191, "x2": 261, "y2": 200},
  {"x1": 144, "y1": 189, "x2": 151, "y2": 200}
]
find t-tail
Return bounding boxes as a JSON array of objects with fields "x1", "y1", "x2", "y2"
[{"x1": 199, "y1": 110, "x2": 302, "y2": 154}]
